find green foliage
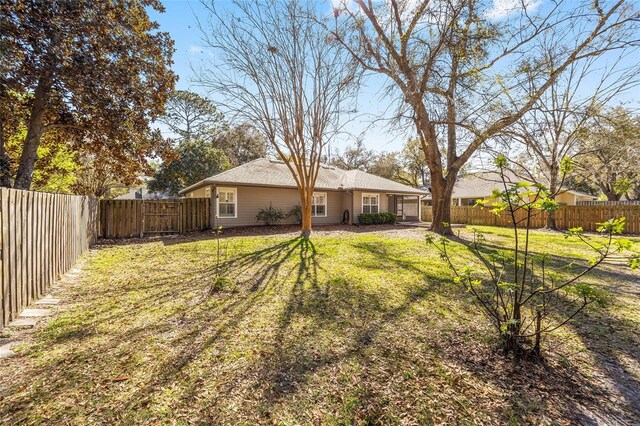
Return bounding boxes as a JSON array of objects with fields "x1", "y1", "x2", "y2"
[
  {"x1": 288, "y1": 204, "x2": 302, "y2": 225},
  {"x1": 596, "y1": 217, "x2": 626, "y2": 235},
  {"x1": 358, "y1": 212, "x2": 397, "y2": 225},
  {"x1": 147, "y1": 139, "x2": 230, "y2": 195},
  {"x1": 2, "y1": 0, "x2": 176, "y2": 188},
  {"x1": 575, "y1": 107, "x2": 640, "y2": 201},
  {"x1": 256, "y1": 204, "x2": 286, "y2": 225},
  {"x1": 427, "y1": 155, "x2": 639, "y2": 357}
]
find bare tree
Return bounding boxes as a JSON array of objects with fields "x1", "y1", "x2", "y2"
[
  {"x1": 575, "y1": 106, "x2": 640, "y2": 200},
  {"x1": 497, "y1": 50, "x2": 640, "y2": 228},
  {"x1": 197, "y1": 0, "x2": 357, "y2": 237},
  {"x1": 330, "y1": 0, "x2": 640, "y2": 234}
]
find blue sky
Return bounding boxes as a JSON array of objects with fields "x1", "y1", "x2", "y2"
[
  {"x1": 149, "y1": 0, "x2": 403, "y2": 153},
  {"x1": 149, "y1": 0, "x2": 640, "y2": 155}
]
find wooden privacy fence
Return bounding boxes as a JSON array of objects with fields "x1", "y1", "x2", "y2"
[
  {"x1": 421, "y1": 205, "x2": 640, "y2": 235},
  {"x1": 1, "y1": 189, "x2": 98, "y2": 328},
  {"x1": 99, "y1": 198, "x2": 211, "y2": 239}
]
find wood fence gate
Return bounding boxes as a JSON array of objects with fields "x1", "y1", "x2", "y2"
[
  {"x1": 99, "y1": 198, "x2": 210, "y2": 239},
  {"x1": 143, "y1": 200, "x2": 180, "y2": 235}
]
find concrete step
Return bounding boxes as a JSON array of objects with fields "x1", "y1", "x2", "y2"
[
  {"x1": 35, "y1": 297, "x2": 61, "y2": 305},
  {"x1": 7, "y1": 317, "x2": 39, "y2": 328},
  {"x1": 0, "y1": 342, "x2": 15, "y2": 359},
  {"x1": 19, "y1": 309, "x2": 51, "y2": 317}
]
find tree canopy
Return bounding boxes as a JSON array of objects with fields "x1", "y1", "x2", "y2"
[
  {"x1": 576, "y1": 107, "x2": 640, "y2": 201},
  {"x1": 147, "y1": 139, "x2": 230, "y2": 196},
  {"x1": 0, "y1": 0, "x2": 176, "y2": 189},
  {"x1": 330, "y1": 0, "x2": 640, "y2": 233},
  {"x1": 198, "y1": 0, "x2": 358, "y2": 236}
]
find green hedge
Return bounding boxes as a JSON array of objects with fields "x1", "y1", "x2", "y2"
[{"x1": 357, "y1": 212, "x2": 397, "y2": 225}]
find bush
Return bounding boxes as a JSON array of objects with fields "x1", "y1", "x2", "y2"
[
  {"x1": 288, "y1": 204, "x2": 302, "y2": 225},
  {"x1": 256, "y1": 204, "x2": 285, "y2": 225},
  {"x1": 357, "y1": 212, "x2": 396, "y2": 225}
]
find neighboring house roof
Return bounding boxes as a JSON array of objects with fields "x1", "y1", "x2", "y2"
[
  {"x1": 422, "y1": 171, "x2": 598, "y2": 201},
  {"x1": 561, "y1": 189, "x2": 598, "y2": 199},
  {"x1": 179, "y1": 158, "x2": 427, "y2": 195},
  {"x1": 422, "y1": 171, "x2": 510, "y2": 200}
]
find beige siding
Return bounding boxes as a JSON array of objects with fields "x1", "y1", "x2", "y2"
[
  {"x1": 185, "y1": 186, "x2": 209, "y2": 198},
  {"x1": 352, "y1": 191, "x2": 391, "y2": 223},
  {"x1": 341, "y1": 192, "x2": 354, "y2": 224},
  {"x1": 213, "y1": 185, "x2": 345, "y2": 228}
]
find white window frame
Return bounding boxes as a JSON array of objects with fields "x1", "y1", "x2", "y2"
[
  {"x1": 362, "y1": 193, "x2": 379, "y2": 214},
  {"x1": 311, "y1": 192, "x2": 327, "y2": 217},
  {"x1": 217, "y1": 187, "x2": 237, "y2": 219}
]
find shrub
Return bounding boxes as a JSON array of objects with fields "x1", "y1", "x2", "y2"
[
  {"x1": 256, "y1": 204, "x2": 285, "y2": 225},
  {"x1": 288, "y1": 204, "x2": 302, "y2": 225},
  {"x1": 358, "y1": 212, "x2": 396, "y2": 225},
  {"x1": 426, "y1": 155, "x2": 638, "y2": 357}
]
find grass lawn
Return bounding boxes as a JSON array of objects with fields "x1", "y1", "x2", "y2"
[{"x1": 0, "y1": 225, "x2": 638, "y2": 425}]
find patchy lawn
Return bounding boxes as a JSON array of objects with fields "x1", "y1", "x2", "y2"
[{"x1": 0, "y1": 225, "x2": 638, "y2": 425}]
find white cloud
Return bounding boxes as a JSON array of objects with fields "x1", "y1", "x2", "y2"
[
  {"x1": 189, "y1": 45, "x2": 205, "y2": 54},
  {"x1": 485, "y1": 0, "x2": 542, "y2": 20}
]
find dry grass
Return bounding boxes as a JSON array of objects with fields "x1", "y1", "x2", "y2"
[{"x1": 0, "y1": 225, "x2": 638, "y2": 425}]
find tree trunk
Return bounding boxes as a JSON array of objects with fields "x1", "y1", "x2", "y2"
[
  {"x1": 0, "y1": 114, "x2": 11, "y2": 187},
  {"x1": 300, "y1": 190, "x2": 313, "y2": 238},
  {"x1": 546, "y1": 172, "x2": 558, "y2": 230},
  {"x1": 14, "y1": 76, "x2": 51, "y2": 190},
  {"x1": 545, "y1": 202, "x2": 557, "y2": 229},
  {"x1": 604, "y1": 190, "x2": 621, "y2": 202},
  {"x1": 429, "y1": 174, "x2": 455, "y2": 235}
]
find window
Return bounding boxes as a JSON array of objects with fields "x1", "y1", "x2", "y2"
[
  {"x1": 217, "y1": 187, "x2": 237, "y2": 218},
  {"x1": 362, "y1": 193, "x2": 379, "y2": 213},
  {"x1": 312, "y1": 192, "x2": 327, "y2": 217}
]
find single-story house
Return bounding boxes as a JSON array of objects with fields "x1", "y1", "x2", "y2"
[
  {"x1": 179, "y1": 158, "x2": 428, "y2": 227},
  {"x1": 422, "y1": 171, "x2": 598, "y2": 206}
]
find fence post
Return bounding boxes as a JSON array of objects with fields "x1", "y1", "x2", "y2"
[{"x1": 139, "y1": 200, "x2": 144, "y2": 238}]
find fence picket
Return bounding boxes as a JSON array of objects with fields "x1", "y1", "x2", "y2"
[
  {"x1": 421, "y1": 204, "x2": 640, "y2": 235},
  {"x1": 0, "y1": 190, "x2": 98, "y2": 328}
]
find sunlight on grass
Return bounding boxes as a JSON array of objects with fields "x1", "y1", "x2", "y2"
[{"x1": 0, "y1": 227, "x2": 638, "y2": 424}]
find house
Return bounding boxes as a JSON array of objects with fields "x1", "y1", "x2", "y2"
[
  {"x1": 179, "y1": 158, "x2": 428, "y2": 227},
  {"x1": 422, "y1": 171, "x2": 598, "y2": 206},
  {"x1": 114, "y1": 183, "x2": 172, "y2": 200}
]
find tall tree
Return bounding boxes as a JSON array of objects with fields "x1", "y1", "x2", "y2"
[
  {"x1": 158, "y1": 90, "x2": 225, "y2": 142},
  {"x1": 399, "y1": 139, "x2": 429, "y2": 188},
  {"x1": 1, "y1": 0, "x2": 176, "y2": 189},
  {"x1": 575, "y1": 107, "x2": 640, "y2": 201},
  {"x1": 198, "y1": 0, "x2": 358, "y2": 237},
  {"x1": 330, "y1": 0, "x2": 640, "y2": 234},
  {"x1": 216, "y1": 123, "x2": 268, "y2": 167},
  {"x1": 330, "y1": 139, "x2": 377, "y2": 170},
  {"x1": 147, "y1": 139, "x2": 231, "y2": 196},
  {"x1": 497, "y1": 51, "x2": 639, "y2": 228}
]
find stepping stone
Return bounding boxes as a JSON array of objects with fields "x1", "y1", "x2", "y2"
[
  {"x1": 36, "y1": 298, "x2": 61, "y2": 305},
  {"x1": 7, "y1": 317, "x2": 39, "y2": 328},
  {"x1": 20, "y1": 308, "x2": 51, "y2": 317},
  {"x1": 0, "y1": 343, "x2": 15, "y2": 359}
]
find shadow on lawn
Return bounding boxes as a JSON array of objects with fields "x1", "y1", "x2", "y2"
[
  {"x1": 442, "y1": 232, "x2": 640, "y2": 422},
  {"x1": 95, "y1": 224, "x2": 404, "y2": 248},
  {"x1": 2, "y1": 232, "x2": 637, "y2": 424}
]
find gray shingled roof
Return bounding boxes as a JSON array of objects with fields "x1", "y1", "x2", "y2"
[
  {"x1": 423, "y1": 171, "x2": 598, "y2": 200},
  {"x1": 179, "y1": 158, "x2": 427, "y2": 195}
]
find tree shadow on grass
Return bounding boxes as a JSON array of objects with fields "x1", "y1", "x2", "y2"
[
  {"x1": 435, "y1": 232, "x2": 640, "y2": 423},
  {"x1": 0, "y1": 236, "x2": 346, "y2": 424}
]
